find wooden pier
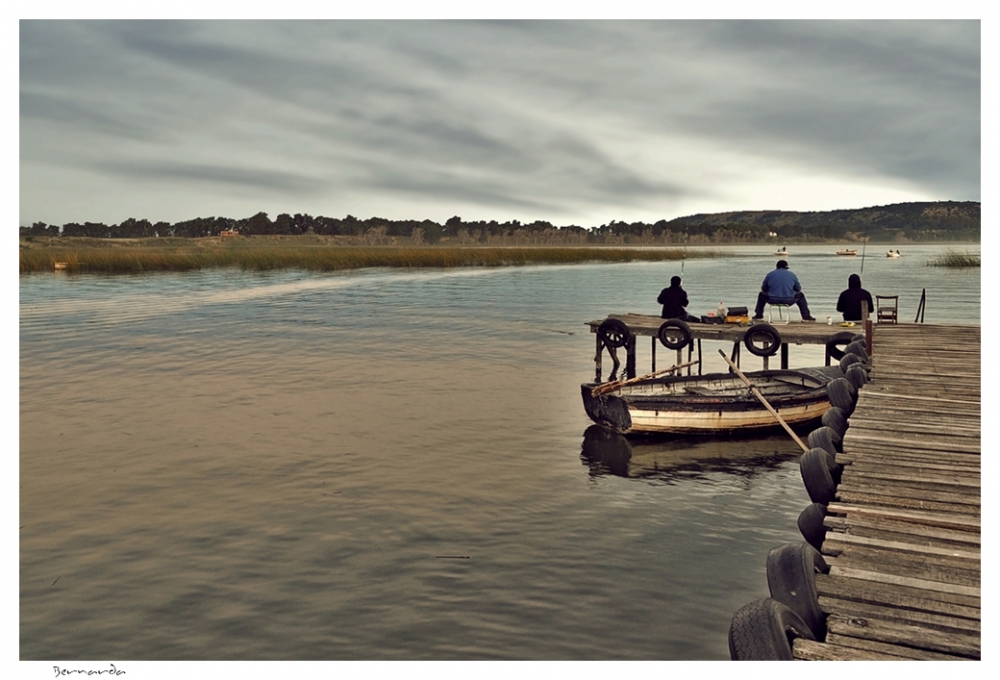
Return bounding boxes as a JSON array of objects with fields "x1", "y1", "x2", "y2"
[
  {"x1": 793, "y1": 323, "x2": 981, "y2": 660},
  {"x1": 587, "y1": 313, "x2": 863, "y2": 379}
]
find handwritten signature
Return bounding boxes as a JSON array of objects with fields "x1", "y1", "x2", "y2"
[{"x1": 54, "y1": 664, "x2": 124, "y2": 677}]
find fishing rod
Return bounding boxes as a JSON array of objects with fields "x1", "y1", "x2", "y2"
[{"x1": 859, "y1": 224, "x2": 868, "y2": 278}]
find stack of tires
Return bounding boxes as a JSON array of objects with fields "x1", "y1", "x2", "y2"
[{"x1": 728, "y1": 335, "x2": 870, "y2": 660}]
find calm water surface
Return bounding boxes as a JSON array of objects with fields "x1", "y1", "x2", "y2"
[{"x1": 19, "y1": 244, "x2": 980, "y2": 660}]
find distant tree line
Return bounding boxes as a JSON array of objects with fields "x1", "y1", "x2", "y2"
[{"x1": 19, "y1": 201, "x2": 980, "y2": 244}]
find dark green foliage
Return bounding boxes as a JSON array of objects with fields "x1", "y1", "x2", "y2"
[{"x1": 18, "y1": 201, "x2": 980, "y2": 243}]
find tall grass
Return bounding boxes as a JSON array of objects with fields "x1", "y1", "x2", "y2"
[
  {"x1": 927, "y1": 249, "x2": 980, "y2": 268},
  {"x1": 20, "y1": 244, "x2": 727, "y2": 274}
]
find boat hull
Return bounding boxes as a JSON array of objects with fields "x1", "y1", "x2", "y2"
[{"x1": 582, "y1": 367, "x2": 839, "y2": 435}]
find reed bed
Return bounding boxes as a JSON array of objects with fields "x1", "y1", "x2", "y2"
[
  {"x1": 20, "y1": 244, "x2": 726, "y2": 274},
  {"x1": 926, "y1": 249, "x2": 981, "y2": 267}
]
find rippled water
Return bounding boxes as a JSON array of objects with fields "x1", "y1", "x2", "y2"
[{"x1": 19, "y1": 244, "x2": 980, "y2": 661}]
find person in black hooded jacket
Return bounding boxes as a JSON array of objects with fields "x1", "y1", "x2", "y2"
[
  {"x1": 657, "y1": 276, "x2": 699, "y2": 322},
  {"x1": 836, "y1": 273, "x2": 874, "y2": 321}
]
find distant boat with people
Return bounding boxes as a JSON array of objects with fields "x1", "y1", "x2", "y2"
[
  {"x1": 886, "y1": 249, "x2": 901, "y2": 258},
  {"x1": 772, "y1": 246, "x2": 789, "y2": 256},
  {"x1": 836, "y1": 249, "x2": 858, "y2": 256}
]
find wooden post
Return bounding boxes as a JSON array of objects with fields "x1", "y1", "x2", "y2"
[
  {"x1": 595, "y1": 335, "x2": 603, "y2": 382},
  {"x1": 862, "y1": 300, "x2": 872, "y2": 355},
  {"x1": 650, "y1": 336, "x2": 656, "y2": 372},
  {"x1": 780, "y1": 342, "x2": 789, "y2": 370},
  {"x1": 626, "y1": 336, "x2": 636, "y2": 379}
]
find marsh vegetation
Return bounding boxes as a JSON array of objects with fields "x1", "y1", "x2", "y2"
[
  {"x1": 19, "y1": 236, "x2": 727, "y2": 274},
  {"x1": 927, "y1": 249, "x2": 981, "y2": 267}
]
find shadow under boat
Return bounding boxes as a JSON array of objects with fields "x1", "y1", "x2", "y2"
[{"x1": 579, "y1": 424, "x2": 803, "y2": 482}]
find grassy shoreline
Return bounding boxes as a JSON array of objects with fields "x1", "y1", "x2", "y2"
[{"x1": 19, "y1": 239, "x2": 730, "y2": 274}]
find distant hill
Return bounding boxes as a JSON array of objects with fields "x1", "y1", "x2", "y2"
[{"x1": 663, "y1": 201, "x2": 980, "y2": 241}]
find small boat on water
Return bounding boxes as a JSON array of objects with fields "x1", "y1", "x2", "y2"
[
  {"x1": 886, "y1": 250, "x2": 901, "y2": 258},
  {"x1": 836, "y1": 249, "x2": 858, "y2": 256},
  {"x1": 772, "y1": 247, "x2": 789, "y2": 256},
  {"x1": 581, "y1": 366, "x2": 842, "y2": 436}
]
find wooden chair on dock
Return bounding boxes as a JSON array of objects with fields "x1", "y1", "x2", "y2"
[{"x1": 876, "y1": 295, "x2": 899, "y2": 324}]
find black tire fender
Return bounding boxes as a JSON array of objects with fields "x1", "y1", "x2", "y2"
[
  {"x1": 800, "y1": 447, "x2": 837, "y2": 504},
  {"x1": 797, "y1": 503, "x2": 828, "y2": 552},
  {"x1": 825, "y1": 331, "x2": 857, "y2": 361},
  {"x1": 743, "y1": 323, "x2": 782, "y2": 357},
  {"x1": 808, "y1": 425, "x2": 842, "y2": 456},
  {"x1": 846, "y1": 340, "x2": 869, "y2": 362},
  {"x1": 846, "y1": 363, "x2": 868, "y2": 390},
  {"x1": 838, "y1": 352, "x2": 864, "y2": 373},
  {"x1": 827, "y1": 377, "x2": 857, "y2": 415},
  {"x1": 657, "y1": 319, "x2": 692, "y2": 350},
  {"x1": 728, "y1": 598, "x2": 816, "y2": 660},
  {"x1": 821, "y1": 406, "x2": 848, "y2": 440},
  {"x1": 597, "y1": 318, "x2": 631, "y2": 349},
  {"x1": 766, "y1": 542, "x2": 829, "y2": 640}
]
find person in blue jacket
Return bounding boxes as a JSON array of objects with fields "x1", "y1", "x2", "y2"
[{"x1": 752, "y1": 260, "x2": 816, "y2": 321}]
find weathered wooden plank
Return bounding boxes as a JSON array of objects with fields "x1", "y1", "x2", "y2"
[
  {"x1": 837, "y1": 447, "x2": 981, "y2": 468},
  {"x1": 835, "y1": 482, "x2": 980, "y2": 506},
  {"x1": 827, "y1": 549, "x2": 980, "y2": 587},
  {"x1": 823, "y1": 515, "x2": 981, "y2": 548},
  {"x1": 821, "y1": 531, "x2": 980, "y2": 560},
  {"x1": 792, "y1": 638, "x2": 910, "y2": 660},
  {"x1": 838, "y1": 470, "x2": 980, "y2": 491},
  {"x1": 824, "y1": 613, "x2": 980, "y2": 658},
  {"x1": 835, "y1": 489, "x2": 981, "y2": 515},
  {"x1": 819, "y1": 596, "x2": 980, "y2": 636},
  {"x1": 828, "y1": 564, "x2": 980, "y2": 594},
  {"x1": 816, "y1": 573, "x2": 980, "y2": 615},
  {"x1": 818, "y1": 634, "x2": 971, "y2": 660},
  {"x1": 841, "y1": 432, "x2": 981, "y2": 454},
  {"x1": 825, "y1": 502, "x2": 980, "y2": 531},
  {"x1": 839, "y1": 459, "x2": 980, "y2": 480}
]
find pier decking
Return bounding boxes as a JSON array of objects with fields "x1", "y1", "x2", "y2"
[
  {"x1": 794, "y1": 323, "x2": 980, "y2": 660},
  {"x1": 587, "y1": 313, "x2": 863, "y2": 379}
]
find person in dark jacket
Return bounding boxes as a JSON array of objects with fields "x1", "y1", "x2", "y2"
[
  {"x1": 752, "y1": 260, "x2": 816, "y2": 321},
  {"x1": 657, "y1": 276, "x2": 699, "y2": 322},
  {"x1": 836, "y1": 273, "x2": 874, "y2": 321}
]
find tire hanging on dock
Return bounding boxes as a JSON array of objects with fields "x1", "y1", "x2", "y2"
[
  {"x1": 821, "y1": 406, "x2": 848, "y2": 440},
  {"x1": 743, "y1": 323, "x2": 782, "y2": 357},
  {"x1": 808, "y1": 426, "x2": 842, "y2": 456},
  {"x1": 845, "y1": 363, "x2": 868, "y2": 390},
  {"x1": 766, "y1": 542, "x2": 829, "y2": 640},
  {"x1": 596, "y1": 318, "x2": 631, "y2": 349},
  {"x1": 800, "y1": 448, "x2": 837, "y2": 504},
  {"x1": 657, "y1": 319, "x2": 692, "y2": 350},
  {"x1": 846, "y1": 340, "x2": 869, "y2": 362},
  {"x1": 728, "y1": 598, "x2": 816, "y2": 660},
  {"x1": 797, "y1": 503, "x2": 828, "y2": 551},
  {"x1": 827, "y1": 377, "x2": 857, "y2": 415},
  {"x1": 838, "y1": 352, "x2": 865, "y2": 373},
  {"x1": 825, "y1": 331, "x2": 857, "y2": 361}
]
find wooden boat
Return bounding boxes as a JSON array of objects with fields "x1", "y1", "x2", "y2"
[
  {"x1": 581, "y1": 366, "x2": 841, "y2": 435},
  {"x1": 835, "y1": 249, "x2": 858, "y2": 256},
  {"x1": 772, "y1": 247, "x2": 789, "y2": 256},
  {"x1": 886, "y1": 250, "x2": 901, "y2": 258}
]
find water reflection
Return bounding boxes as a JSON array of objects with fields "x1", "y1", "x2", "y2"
[{"x1": 580, "y1": 425, "x2": 800, "y2": 482}]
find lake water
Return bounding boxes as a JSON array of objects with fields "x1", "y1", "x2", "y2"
[{"x1": 18, "y1": 244, "x2": 980, "y2": 662}]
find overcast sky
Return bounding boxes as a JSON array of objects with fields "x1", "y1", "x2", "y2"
[{"x1": 18, "y1": 18, "x2": 981, "y2": 228}]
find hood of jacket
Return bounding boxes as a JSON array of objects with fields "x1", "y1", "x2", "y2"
[{"x1": 848, "y1": 274, "x2": 862, "y2": 289}]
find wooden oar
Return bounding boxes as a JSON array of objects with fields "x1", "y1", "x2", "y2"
[
  {"x1": 716, "y1": 349, "x2": 809, "y2": 452},
  {"x1": 590, "y1": 360, "x2": 699, "y2": 397}
]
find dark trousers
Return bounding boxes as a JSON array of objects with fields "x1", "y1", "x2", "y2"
[{"x1": 754, "y1": 291, "x2": 811, "y2": 318}]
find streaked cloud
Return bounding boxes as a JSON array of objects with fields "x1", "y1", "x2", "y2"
[{"x1": 19, "y1": 19, "x2": 980, "y2": 227}]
